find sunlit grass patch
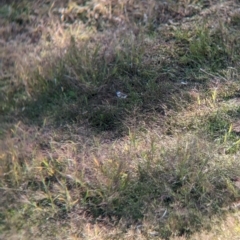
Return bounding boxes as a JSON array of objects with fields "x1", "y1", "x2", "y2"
[
  {"x1": 78, "y1": 134, "x2": 240, "y2": 238},
  {"x1": 1, "y1": 125, "x2": 240, "y2": 239}
]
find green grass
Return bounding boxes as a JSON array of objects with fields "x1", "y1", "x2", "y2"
[
  {"x1": 1, "y1": 0, "x2": 240, "y2": 239},
  {"x1": 83, "y1": 135, "x2": 240, "y2": 237}
]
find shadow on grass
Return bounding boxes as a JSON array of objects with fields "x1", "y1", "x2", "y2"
[{"x1": 18, "y1": 36, "x2": 179, "y2": 135}]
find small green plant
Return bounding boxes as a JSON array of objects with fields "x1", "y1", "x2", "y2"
[
  {"x1": 0, "y1": 2, "x2": 31, "y2": 23},
  {"x1": 206, "y1": 112, "x2": 230, "y2": 140},
  {"x1": 176, "y1": 25, "x2": 229, "y2": 71}
]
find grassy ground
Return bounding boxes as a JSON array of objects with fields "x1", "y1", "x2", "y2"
[{"x1": 1, "y1": 0, "x2": 240, "y2": 239}]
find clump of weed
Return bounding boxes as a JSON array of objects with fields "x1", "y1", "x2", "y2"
[
  {"x1": 89, "y1": 106, "x2": 120, "y2": 131},
  {"x1": 83, "y1": 136, "x2": 240, "y2": 238},
  {"x1": 0, "y1": 1, "x2": 32, "y2": 24},
  {"x1": 175, "y1": 25, "x2": 229, "y2": 71},
  {"x1": 230, "y1": 11, "x2": 240, "y2": 27}
]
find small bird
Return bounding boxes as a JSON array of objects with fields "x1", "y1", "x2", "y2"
[{"x1": 116, "y1": 91, "x2": 127, "y2": 99}]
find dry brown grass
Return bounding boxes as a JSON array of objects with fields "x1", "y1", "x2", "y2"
[{"x1": 1, "y1": 0, "x2": 240, "y2": 239}]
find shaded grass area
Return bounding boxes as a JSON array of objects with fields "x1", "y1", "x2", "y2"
[
  {"x1": 1, "y1": 0, "x2": 240, "y2": 239},
  {"x1": 19, "y1": 36, "x2": 175, "y2": 132}
]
